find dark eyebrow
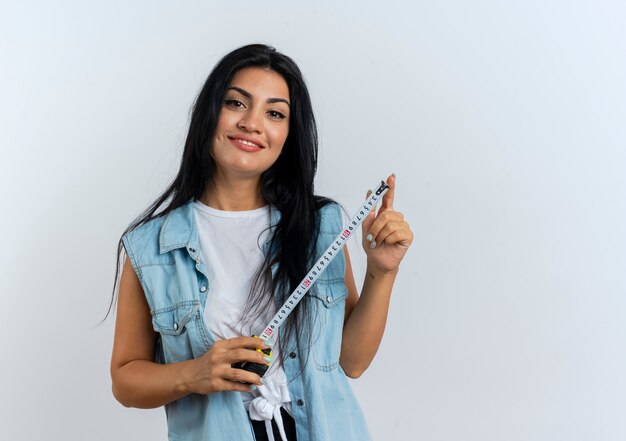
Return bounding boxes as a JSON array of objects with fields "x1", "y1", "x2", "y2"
[{"x1": 227, "y1": 86, "x2": 290, "y2": 107}]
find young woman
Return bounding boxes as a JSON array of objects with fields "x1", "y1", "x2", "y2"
[{"x1": 108, "y1": 43, "x2": 413, "y2": 441}]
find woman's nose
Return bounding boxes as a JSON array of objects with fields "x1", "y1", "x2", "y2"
[{"x1": 237, "y1": 109, "x2": 263, "y2": 133}]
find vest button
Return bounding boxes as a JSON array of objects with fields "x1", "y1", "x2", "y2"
[
  {"x1": 200, "y1": 285, "x2": 207, "y2": 293},
  {"x1": 173, "y1": 322, "x2": 179, "y2": 330},
  {"x1": 296, "y1": 399, "x2": 304, "y2": 407},
  {"x1": 289, "y1": 352, "x2": 297, "y2": 359},
  {"x1": 326, "y1": 296, "x2": 331, "y2": 303}
]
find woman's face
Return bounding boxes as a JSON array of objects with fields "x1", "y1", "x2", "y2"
[{"x1": 211, "y1": 66, "x2": 291, "y2": 180}]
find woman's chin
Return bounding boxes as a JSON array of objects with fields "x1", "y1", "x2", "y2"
[{"x1": 216, "y1": 163, "x2": 269, "y2": 181}]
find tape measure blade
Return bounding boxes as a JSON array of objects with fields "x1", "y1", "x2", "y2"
[{"x1": 258, "y1": 179, "x2": 390, "y2": 341}]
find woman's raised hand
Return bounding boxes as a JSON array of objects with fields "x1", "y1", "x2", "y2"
[
  {"x1": 180, "y1": 336, "x2": 271, "y2": 394},
  {"x1": 361, "y1": 174, "x2": 413, "y2": 273}
]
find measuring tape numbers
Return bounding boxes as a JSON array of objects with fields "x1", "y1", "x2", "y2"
[{"x1": 233, "y1": 179, "x2": 390, "y2": 377}]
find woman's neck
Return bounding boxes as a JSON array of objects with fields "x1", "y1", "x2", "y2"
[{"x1": 199, "y1": 175, "x2": 265, "y2": 211}]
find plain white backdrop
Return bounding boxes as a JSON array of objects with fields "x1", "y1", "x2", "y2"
[{"x1": 1, "y1": 1, "x2": 625, "y2": 440}]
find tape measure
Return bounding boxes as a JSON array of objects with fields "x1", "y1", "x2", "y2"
[{"x1": 233, "y1": 179, "x2": 390, "y2": 378}]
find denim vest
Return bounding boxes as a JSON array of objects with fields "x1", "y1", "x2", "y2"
[{"x1": 122, "y1": 200, "x2": 372, "y2": 441}]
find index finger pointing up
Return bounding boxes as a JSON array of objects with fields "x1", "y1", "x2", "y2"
[{"x1": 380, "y1": 173, "x2": 396, "y2": 212}]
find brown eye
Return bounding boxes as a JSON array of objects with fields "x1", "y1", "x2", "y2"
[
  {"x1": 225, "y1": 99, "x2": 244, "y2": 108},
  {"x1": 268, "y1": 110, "x2": 287, "y2": 120}
]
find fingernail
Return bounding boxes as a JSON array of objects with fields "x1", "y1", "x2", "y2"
[
  {"x1": 366, "y1": 233, "x2": 373, "y2": 242},
  {"x1": 369, "y1": 240, "x2": 377, "y2": 249},
  {"x1": 250, "y1": 385, "x2": 257, "y2": 391},
  {"x1": 392, "y1": 173, "x2": 396, "y2": 178},
  {"x1": 264, "y1": 356, "x2": 272, "y2": 363},
  {"x1": 259, "y1": 378, "x2": 265, "y2": 385}
]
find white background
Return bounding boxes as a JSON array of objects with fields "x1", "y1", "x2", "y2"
[{"x1": 1, "y1": 1, "x2": 625, "y2": 440}]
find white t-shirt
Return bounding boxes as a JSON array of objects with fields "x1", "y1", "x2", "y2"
[{"x1": 192, "y1": 200, "x2": 293, "y2": 426}]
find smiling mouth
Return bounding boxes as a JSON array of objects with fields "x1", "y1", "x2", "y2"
[{"x1": 228, "y1": 137, "x2": 264, "y2": 149}]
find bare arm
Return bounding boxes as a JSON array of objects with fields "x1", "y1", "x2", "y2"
[
  {"x1": 340, "y1": 247, "x2": 397, "y2": 378},
  {"x1": 110, "y1": 258, "x2": 269, "y2": 408},
  {"x1": 339, "y1": 174, "x2": 413, "y2": 378}
]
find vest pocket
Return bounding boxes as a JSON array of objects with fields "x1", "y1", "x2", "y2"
[
  {"x1": 152, "y1": 300, "x2": 199, "y2": 335},
  {"x1": 151, "y1": 300, "x2": 204, "y2": 363},
  {"x1": 309, "y1": 281, "x2": 348, "y2": 371},
  {"x1": 310, "y1": 279, "x2": 348, "y2": 308}
]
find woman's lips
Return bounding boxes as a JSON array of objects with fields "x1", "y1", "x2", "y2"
[{"x1": 229, "y1": 137, "x2": 264, "y2": 152}]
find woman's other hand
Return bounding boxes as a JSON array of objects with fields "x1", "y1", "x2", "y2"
[
  {"x1": 361, "y1": 174, "x2": 413, "y2": 274},
  {"x1": 179, "y1": 336, "x2": 271, "y2": 394}
]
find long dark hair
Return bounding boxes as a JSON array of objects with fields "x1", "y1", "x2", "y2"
[{"x1": 103, "y1": 43, "x2": 332, "y2": 371}]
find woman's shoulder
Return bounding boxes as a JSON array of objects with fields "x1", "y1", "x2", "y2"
[
  {"x1": 123, "y1": 213, "x2": 167, "y2": 243},
  {"x1": 122, "y1": 201, "x2": 194, "y2": 260},
  {"x1": 315, "y1": 197, "x2": 344, "y2": 233}
]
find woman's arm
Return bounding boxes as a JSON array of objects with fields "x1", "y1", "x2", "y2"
[
  {"x1": 340, "y1": 247, "x2": 397, "y2": 378},
  {"x1": 339, "y1": 174, "x2": 413, "y2": 378},
  {"x1": 110, "y1": 258, "x2": 269, "y2": 408}
]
